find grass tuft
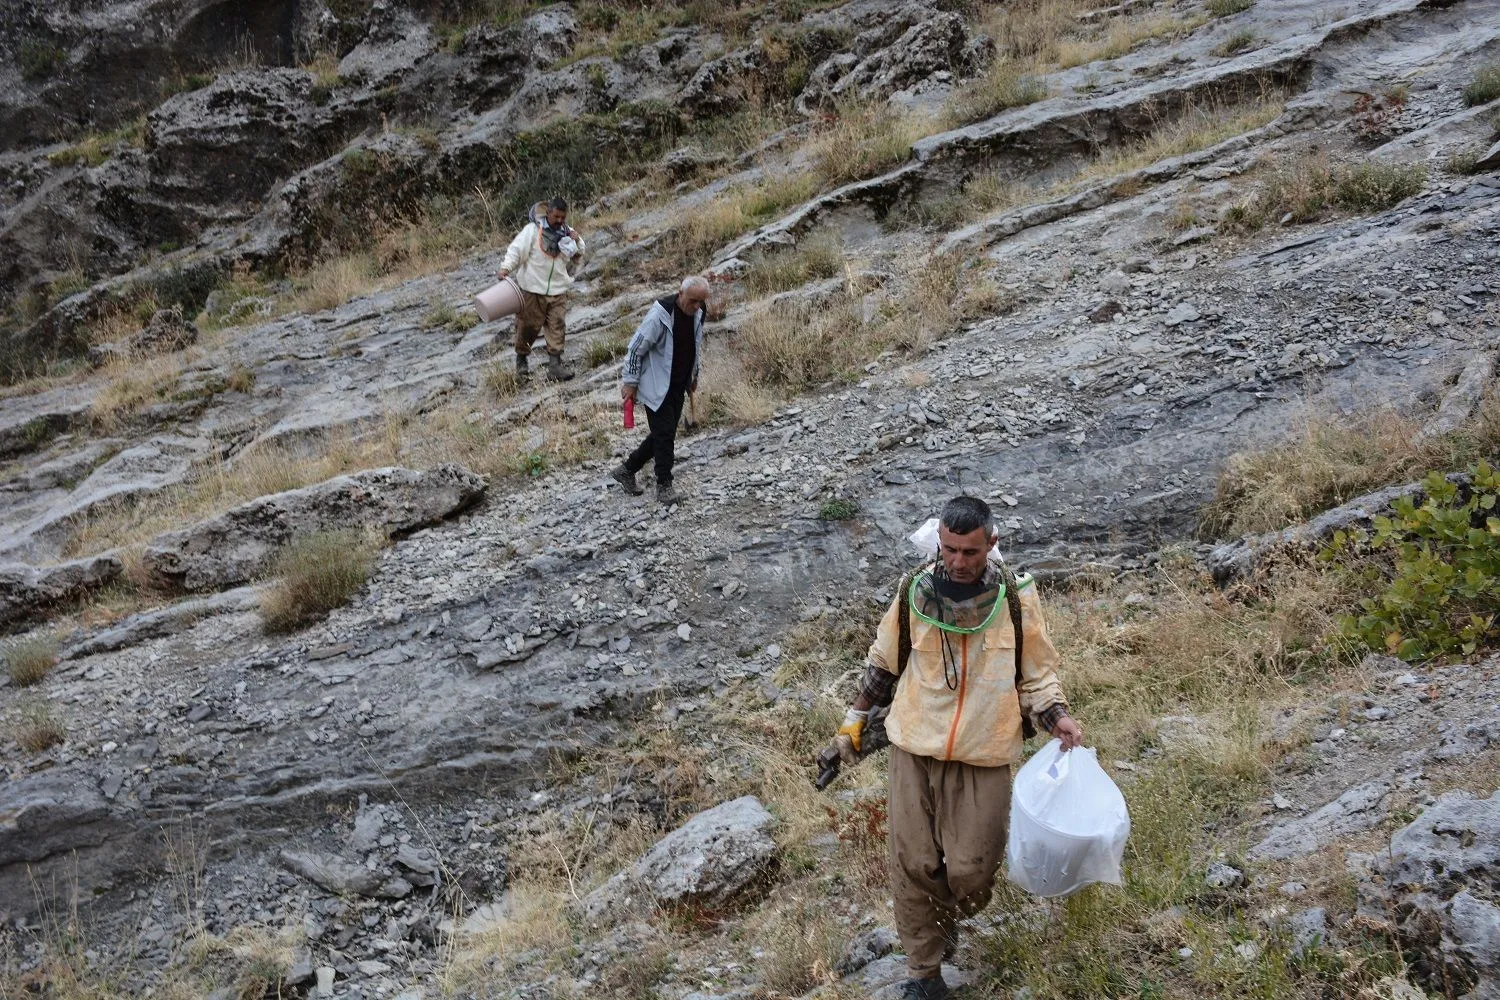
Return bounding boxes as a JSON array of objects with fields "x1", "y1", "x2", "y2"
[
  {"x1": 5, "y1": 634, "x2": 58, "y2": 687},
  {"x1": 584, "y1": 320, "x2": 634, "y2": 368},
  {"x1": 259, "y1": 530, "x2": 381, "y2": 632},
  {"x1": 1222, "y1": 153, "x2": 1426, "y2": 231},
  {"x1": 743, "y1": 237, "x2": 843, "y2": 297},
  {"x1": 13, "y1": 699, "x2": 66, "y2": 753},
  {"x1": 1207, "y1": 0, "x2": 1255, "y2": 15},
  {"x1": 1462, "y1": 63, "x2": 1500, "y2": 107},
  {"x1": 807, "y1": 104, "x2": 926, "y2": 188},
  {"x1": 1201, "y1": 395, "x2": 1500, "y2": 538},
  {"x1": 943, "y1": 64, "x2": 1048, "y2": 128},
  {"x1": 1212, "y1": 29, "x2": 1259, "y2": 56}
]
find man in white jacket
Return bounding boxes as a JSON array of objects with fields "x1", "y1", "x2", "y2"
[{"x1": 497, "y1": 197, "x2": 585, "y2": 382}]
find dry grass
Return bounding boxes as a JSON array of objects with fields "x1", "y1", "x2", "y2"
[
  {"x1": 1082, "y1": 95, "x2": 1284, "y2": 181},
  {"x1": 1058, "y1": 13, "x2": 1209, "y2": 68},
  {"x1": 805, "y1": 104, "x2": 928, "y2": 187},
  {"x1": 1201, "y1": 394, "x2": 1500, "y2": 538},
  {"x1": 583, "y1": 319, "x2": 634, "y2": 368},
  {"x1": 944, "y1": 64, "x2": 1049, "y2": 127},
  {"x1": 61, "y1": 430, "x2": 405, "y2": 558},
  {"x1": 5, "y1": 633, "x2": 58, "y2": 687},
  {"x1": 88, "y1": 350, "x2": 192, "y2": 428},
  {"x1": 1213, "y1": 29, "x2": 1259, "y2": 56},
  {"x1": 1464, "y1": 63, "x2": 1500, "y2": 106},
  {"x1": 1206, "y1": 0, "x2": 1255, "y2": 16},
  {"x1": 259, "y1": 529, "x2": 382, "y2": 632},
  {"x1": 482, "y1": 358, "x2": 521, "y2": 398},
  {"x1": 663, "y1": 173, "x2": 820, "y2": 266},
  {"x1": 11, "y1": 698, "x2": 66, "y2": 753},
  {"x1": 1222, "y1": 152, "x2": 1428, "y2": 231},
  {"x1": 742, "y1": 236, "x2": 844, "y2": 297}
]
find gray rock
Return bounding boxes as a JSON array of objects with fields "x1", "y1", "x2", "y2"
[
  {"x1": 349, "y1": 805, "x2": 387, "y2": 854},
  {"x1": 1417, "y1": 351, "x2": 1494, "y2": 441},
  {"x1": 143, "y1": 464, "x2": 486, "y2": 591},
  {"x1": 60, "y1": 586, "x2": 260, "y2": 659},
  {"x1": 1475, "y1": 140, "x2": 1500, "y2": 172},
  {"x1": 1289, "y1": 907, "x2": 1328, "y2": 955},
  {"x1": 279, "y1": 849, "x2": 411, "y2": 899},
  {"x1": 0, "y1": 555, "x2": 122, "y2": 630},
  {"x1": 583, "y1": 796, "x2": 777, "y2": 921},
  {"x1": 1164, "y1": 302, "x2": 1201, "y2": 326},
  {"x1": 1204, "y1": 861, "x2": 1244, "y2": 888},
  {"x1": 1365, "y1": 791, "x2": 1500, "y2": 995},
  {"x1": 836, "y1": 926, "x2": 899, "y2": 975},
  {"x1": 1249, "y1": 780, "x2": 1392, "y2": 860},
  {"x1": 798, "y1": 8, "x2": 976, "y2": 112}
]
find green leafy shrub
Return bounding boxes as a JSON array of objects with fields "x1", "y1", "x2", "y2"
[
  {"x1": 819, "y1": 498, "x2": 860, "y2": 520},
  {"x1": 1326, "y1": 461, "x2": 1500, "y2": 660}
]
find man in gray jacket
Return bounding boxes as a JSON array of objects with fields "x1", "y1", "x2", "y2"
[{"x1": 611, "y1": 276, "x2": 709, "y2": 505}]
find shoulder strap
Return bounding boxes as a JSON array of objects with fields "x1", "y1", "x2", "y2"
[
  {"x1": 997, "y1": 561, "x2": 1035, "y2": 739},
  {"x1": 894, "y1": 567, "x2": 921, "y2": 676}
]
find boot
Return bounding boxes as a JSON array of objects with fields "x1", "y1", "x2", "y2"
[
  {"x1": 515, "y1": 352, "x2": 530, "y2": 383},
  {"x1": 545, "y1": 351, "x2": 574, "y2": 382},
  {"x1": 898, "y1": 977, "x2": 948, "y2": 1000},
  {"x1": 610, "y1": 465, "x2": 643, "y2": 496},
  {"x1": 656, "y1": 481, "x2": 679, "y2": 506}
]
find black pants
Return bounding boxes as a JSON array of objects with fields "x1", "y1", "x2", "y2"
[{"x1": 624, "y1": 385, "x2": 686, "y2": 487}]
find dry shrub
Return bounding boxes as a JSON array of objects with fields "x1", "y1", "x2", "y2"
[
  {"x1": 5, "y1": 633, "x2": 58, "y2": 687},
  {"x1": 742, "y1": 895, "x2": 846, "y2": 996},
  {"x1": 284, "y1": 255, "x2": 378, "y2": 314},
  {"x1": 1058, "y1": 13, "x2": 1206, "y2": 67},
  {"x1": 1200, "y1": 396, "x2": 1500, "y2": 538},
  {"x1": 1222, "y1": 152, "x2": 1427, "y2": 231},
  {"x1": 806, "y1": 104, "x2": 927, "y2": 187},
  {"x1": 665, "y1": 173, "x2": 819, "y2": 265},
  {"x1": 483, "y1": 359, "x2": 520, "y2": 398},
  {"x1": 259, "y1": 529, "x2": 381, "y2": 632},
  {"x1": 943, "y1": 64, "x2": 1048, "y2": 127},
  {"x1": 89, "y1": 350, "x2": 191, "y2": 427},
  {"x1": 12, "y1": 699, "x2": 66, "y2": 753},
  {"x1": 736, "y1": 296, "x2": 868, "y2": 391},
  {"x1": 743, "y1": 237, "x2": 844, "y2": 296}
]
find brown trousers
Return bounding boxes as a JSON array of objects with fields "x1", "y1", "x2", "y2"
[
  {"x1": 888, "y1": 746, "x2": 1013, "y2": 979},
  {"x1": 514, "y1": 290, "x2": 568, "y2": 356}
]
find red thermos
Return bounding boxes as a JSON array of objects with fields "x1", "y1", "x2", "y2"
[{"x1": 623, "y1": 398, "x2": 635, "y2": 429}]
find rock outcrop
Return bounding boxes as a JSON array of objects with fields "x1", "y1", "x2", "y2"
[
  {"x1": 142, "y1": 464, "x2": 486, "y2": 591},
  {"x1": 583, "y1": 796, "x2": 778, "y2": 922},
  {"x1": 0, "y1": 553, "x2": 121, "y2": 630},
  {"x1": 1362, "y1": 791, "x2": 1500, "y2": 998}
]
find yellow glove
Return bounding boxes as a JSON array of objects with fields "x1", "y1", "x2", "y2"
[{"x1": 837, "y1": 708, "x2": 868, "y2": 755}]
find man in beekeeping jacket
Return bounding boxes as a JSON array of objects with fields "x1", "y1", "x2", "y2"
[
  {"x1": 497, "y1": 196, "x2": 586, "y2": 382},
  {"x1": 832, "y1": 495, "x2": 1084, "y2": 1000}
]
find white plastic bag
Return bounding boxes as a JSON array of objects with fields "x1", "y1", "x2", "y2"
[
  {"x1": 907, "y1": 517, "x2": 1001, "y2": 559},
  {"x1": 1007, "y1": 739, "x2": 1130, "y2": 898}
]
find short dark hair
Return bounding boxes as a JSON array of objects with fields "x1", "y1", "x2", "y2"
[
  {"x1": 548, "y1": 196, "x2": 568, "y2": 213},
  {"x1": 940, "y1": 496, "x2": 993, "y2": 536}
]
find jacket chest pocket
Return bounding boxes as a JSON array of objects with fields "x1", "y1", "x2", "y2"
[
  {"x1": 908, "y1": 621, "x2": 961, "y2": 691},
  {"x1": 979, "y1": 625, "x2": 1019, "y2": 691}
]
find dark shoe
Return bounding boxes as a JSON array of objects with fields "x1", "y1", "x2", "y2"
[
  {"x1": 515, "y1": 353, "x2": 530, "y2": 382},
  {"x1": 544, "y1": 351, "x2": 574, "y2": 382},
  {"x1": 655, "y1": 482, "x2": 679, "y2": 506},
  {"x1": 899, "y1": 977, "x2": 948, "y2": 1000},
  {"x1": 610, "y1": 465, "x2": 643, "y2": 496}
]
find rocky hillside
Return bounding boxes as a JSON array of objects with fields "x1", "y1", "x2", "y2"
[{"x1": 2, "y1": 0, "x2": 1499, "y2": 997}]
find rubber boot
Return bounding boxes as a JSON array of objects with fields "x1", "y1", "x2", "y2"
[
  {"x1": 545, "y1": 351, "x2": 574, "y2": 382},
  {"x1": 515, "y1": 352, "x2": 530, "y2": 383}
]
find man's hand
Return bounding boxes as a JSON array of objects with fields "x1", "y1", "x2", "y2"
[
  {"x1": 836, "y1": 707, "x2": 868, "y2": 761},
  {"x1": 497, "y1": 268, "x2": 509, "y2": 279},
  {"x1": 1052, "y1": 715, "x2": 1084, "y2": 752},
  {"x1": 621, "y1": 384, "x2": 636, "y2": 401}
]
